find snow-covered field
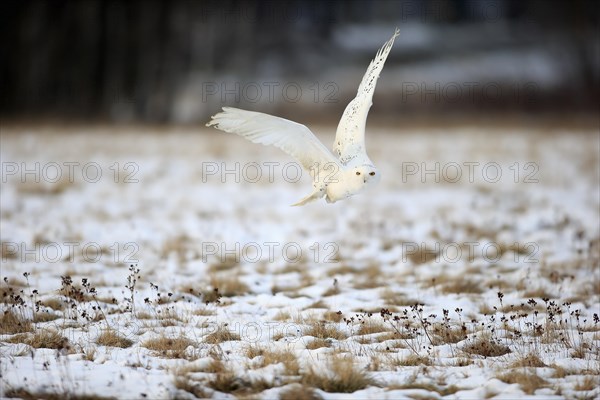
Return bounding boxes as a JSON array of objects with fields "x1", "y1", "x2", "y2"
[{"x1": 1, "y1": 123, "x2": 599, "y2": 399}]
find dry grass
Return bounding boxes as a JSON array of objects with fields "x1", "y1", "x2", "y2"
[
  {"x1": 207, "y1": 254, "x2": 239, "y2": 272},
  {"x1": 571, "y1": 341, "x2": 593, "y2": 359},
  {"x1": 161, "y1": 234, "x2": 194, "y2": 262},
  {"x1": 154, "y1": 309, "x2": 188, "y2": 326},
  {"x1": 82, "y1": 346, "x2": 96, "y2": 361},
  {"x1": 485, "y1": 278, "x2": 513, "y2": 291},
  {"x1": 1, "y1": 276, "x2": 27, "y2": 288},
  {"x1": 547, "y1": 364, "x2": 599, "y2": 379},
  {"x1": 173, "y1": 375, "x2": 210, "y2": 399},
  {"x1": 274, "y1": 310, "x2": 292, "y2": 321},
  {"x1": 203, "y1": 358, "x2": 226, "y2": 374},
  {"x1": 262, "y1": 348, "x2": 300, "y2": 375},
  {"x1": 206, "y1": 371, "x2": 239, "y2": 393},
  {"x1": 323, "y1": 310, "x2": 343, "y2": 322},
  {"x1": 510, "y1": 353, "x2": 547, "y2": 368},
  {"x1": 453, "y1": 358, "x2": 474, "y2": 366},
  {"x1": 32, "y1": 311, "x2": 60, "y2": 323},
  {"x1": 355, "y1": 335, "x2": 374, "y2": 345},
  {"x1": 302, "y1": 355, "x2": 378, "y2": 393},
  {"x1": 1, "y1": 242, "x2": 20, "y2": 260},
  {"x1": 16, "y1": 178, "x2": 76, "y2": 195},
  {"x1": 522, "y1": 286, "x2": 556, "y2": 299},
  {"x1": 96, "y1": 329, "x2": 134, "y2": 348},
  {"x1": 8, "y1": 329, "x2": 69, "y2": 350},
  {"x1": 305, "y1": 322, "x2": 347, "y2": 340},
  {"x1": 357, "y1": 321, "x2": 388, "y2": 336},
  {"x1": 3, "y1": 388, "x2": 114, "y2": 400},
  {"x1": 209, "y1": 274, "x2": 249, "y2": 297},
  {"x1": 405, "y1": 246, "x2": 439, "y2": 265},
  {"x1": 207, "y1": 368, "x2": 274, "y2": 394},
  {"x1": 281, "y1": 290, "x2": 308, "y2": 299},
  {"x1": 322, "y1": 283, "x2": 341, "y2": 297},
  {"x1": 192, "y1": 308, "x2": 215, "y2": 316},
  {"x1": 0, "y1": 310, "x2": 32, "y2": 334},
  {"x1": 204, "y1": 326, "x2": 241, "y2": 344},
  {"x1": 245, "y1": 344, "x2": 264, "y2": 359},
  {"x1": 306, "y1": 338, "x2": 331, "y2": 350},
  {"x1": 198, "y1": 287, "x2": 222, "y2": 304},
  {"x1": 499, "y1": 302, "x2": 544, "y2": 313},
  {"x1": 496, "y1": 370, "x2": 548, "y2": 395},
  {"x1": 351, "y1": 264, "x2": 384, "y2": 289},
  {"x1": 142, "y1": 335, "x2": 194, "y2": 358},
  {"x1": 574, "y1": 376, "x2": 597, "y2": 391},
  {"x1": 462, "y1": 334, "x2": 511, "y2": 358},
  {"x1": 440, "y1": 278, "x2": 484, "y2": 294},
  {"x1": 40, "y1": 297, "x2": 66, "y2": 311},
  {"x1": 478, "y1": 303, "x2": 496, "y2": 315},
  {"x1": 550, "y1": 364, "x2": 570, "y2": 378},
  {"x1": 380, "y1": 288, "x2": 422, "y2": 307},
  {"x1": 245, "y1": 346, "x2": 300, "y2": 375},
  {"x1": 306, "y1": 300, "x2": 328, "y2": 309},
  {"x1": 280, "y1": 384, "x2": 322, "y2": 400},
  {"x1": 367, "y1": 355, "x2": 386, "y2": 371},
  {"x1": 376, "y1": 331, "x2": 410, "y2": 343},
  {"x1": 387, "y1": 382, "x2": 460, "y2": 396},
  {"x1": 293, "y1": 311, "x2": 319, "y2": 325},
  {"x1": 390, "y1": 354, "x2": 432, "y2": 367},
  {"x1": 431, "y1": 324, "x2": 466, "y2": 344}
]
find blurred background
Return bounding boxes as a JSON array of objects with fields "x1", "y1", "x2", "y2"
[{"x1": 1, "y1": 0, "x2": 598, "y2": 125}]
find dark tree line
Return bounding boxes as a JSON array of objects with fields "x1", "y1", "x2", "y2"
[{"x1": 1, "y1": 0, "x2": 598, "y2": 122}]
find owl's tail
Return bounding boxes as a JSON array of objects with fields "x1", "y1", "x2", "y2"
[{"x1": 291, "y1": 189, "x2": 324, "y2": 206}]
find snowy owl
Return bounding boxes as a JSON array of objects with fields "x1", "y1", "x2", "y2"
[{"x1": 207, "y1": 28, "x2": 399, "y2": 206}]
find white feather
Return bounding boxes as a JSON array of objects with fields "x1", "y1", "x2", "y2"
[
  {"x1": 206, "y1": 107, "x2": 341, "y2": 172},
  {"x1": 333, "y1": 28, "x2": 399, "y2": 166}
]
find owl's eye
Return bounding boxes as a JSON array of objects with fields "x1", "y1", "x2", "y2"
[
  {"x1": 369, "y1": 172, "x2": 375, "y2": 176},
  {"x1": 356, "y1": 171, "x2": 361, "y2": 175}
]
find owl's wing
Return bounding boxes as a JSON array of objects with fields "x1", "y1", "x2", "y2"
[
  {"x1": 206, "y1": 107, "x2": 342, "y2": 172},
  {"x1": 333, "y1": 28, "x2": 399, "y2": 166}
]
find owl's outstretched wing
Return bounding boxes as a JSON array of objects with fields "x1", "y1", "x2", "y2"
[
  {"x1": 333, "y1": 28, "x2": 399, "y2": 166},
  {"x1": 206, "y1": 107, "x2": 342, "y2": 172}
]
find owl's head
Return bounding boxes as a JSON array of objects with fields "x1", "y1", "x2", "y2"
[{"x1": 352, "y1": 164, "x2": 381, "y2": 186}]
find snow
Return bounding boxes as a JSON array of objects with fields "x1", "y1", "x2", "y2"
[{"x1": 1, "y1": 124, "x2": 598, "y2": 399}]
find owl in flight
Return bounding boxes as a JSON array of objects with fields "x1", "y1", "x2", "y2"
[{"x1": 207, "y1": 28, "x2": 399, "y2": 206}]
